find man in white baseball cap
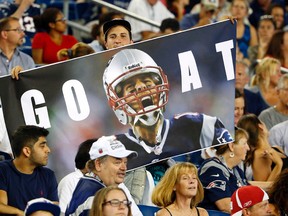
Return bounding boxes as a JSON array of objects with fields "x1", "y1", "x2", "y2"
[
  {"x1": 66, "y1": 136, "x2": 142, "y2": 216},
  {"x1": 231, "y1": 185, "x2": 272, "y2": 216}
]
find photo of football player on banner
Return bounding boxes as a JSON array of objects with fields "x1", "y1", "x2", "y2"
[{"x1": 0, "y1": 20, "x2": 236, "y2": 179}]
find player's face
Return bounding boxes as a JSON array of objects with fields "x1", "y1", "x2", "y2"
[
  {"x1": 234, "y1": 97, "x2": 245, "y2": 125},
  {"x1": 121, "y1": 73, "x2": 159, "y2": 112},
  {"x1": 29, "y1": 136, "x2": 51, "y2": 167},
  {"x1": 105, "y1": 26, "x2": 132, "y2": 49},
  {"x1": 174, "y1": 172, "x2": 198, "y2": 198},
  {"x1": 103, "y1": 190, "x2": 130, "y2": 216},
  {"x1": 6, "y1": 20, "x2": 25, "y2": 46},
  {"x1": 245, "y1": 200, "x2": 272, "y2": 216},
  {"x1": 98, "y1": 156, "x2": 127, "y2": 186},
  {"x1": 233, "y1": 136, "x2": 250, "y2": 162}
]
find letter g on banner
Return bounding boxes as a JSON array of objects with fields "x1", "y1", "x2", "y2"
[{"x1": 21, "y1": 89, "x2": 51, "y2": 128}]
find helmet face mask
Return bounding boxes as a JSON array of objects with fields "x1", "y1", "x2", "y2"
[{"x1": 103, "y1": 49, "x2": 169, "y2": 125}]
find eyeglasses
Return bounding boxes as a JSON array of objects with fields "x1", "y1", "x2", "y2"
[
  {"x1": 4, "y1": 28, "x2": 25, "y2": 33},
  {"x1": 55, "y1": 17, "x2": 67, "y2": 22},
  {"x1": 103, "y1": 199, "x2": 131, "y2": 207}
]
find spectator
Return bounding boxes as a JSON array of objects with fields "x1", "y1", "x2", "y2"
[
  {"x1": 159, "y1": 17, "x2": 180, "y2": 34},
  {"x1": 190, "y1": 0, "x2": 232, "y2": 22},
  {"x1": 58, "y1": 138, "x2": 96, "y2": 213},
  {"x1": 65, "y1": 136, "x2": 142, "y2": 216},
  {"x1": 88, "y1": 11, "x2": 124, "y2": 52},
  {"x1": 258, "y1": 74, "x2": 288, "y2": 130},
  {"x1": 231, "y1": 185, "x2": 272, "y2": 216},
  {"x1": 152, "y1": 162, "x2": 208, "y2": 216},
  {"x1": 103, "y1": 19, "x2": 133, "y2": 50},
  {"x1": 248, "y1": 15, "x2": 276, "y2": 64},
  {"x1": 248, "y1": 0, "x2": 285, "y2": 29},
  {"x1": 0, "y1": 0, "x2": 41, "y2": 52},
  {"x1": 89, "y1": 186, "x2": 132, "y2": 216},
  {"x1": 0, "y1": 125, "x2": 58, "y2": 215},
  {"x1": 125, "y1": 0, "x2": 174, "y2": 41},
  {"x1": 0, "y1": 16, "x2": 35, "y2": 79},
  {"x1": 246, "y1": 57, "x2": 282, "y2": 115},
  {"x1": 265, "y1": 30, "x2": 288, "y2": 69},
  {"x1": 180, "y1": 0, "x2": 219, "y2": 30},
  {"x1": 268, "y1": 169, "x2": 288, "y2": 216},
  {"x1": 32, "y1": 7, "x2": 78, "y2": 64},
  {"x1": 267, "y1": 3, "x2": 286, "y2": 30},
  {"x1": 235, "y1": 60, "x2": 250, "y2": 94},
  {"x1": 237, "y1": 114, "x2": 285, "y2": 182},
  {"x1": 231, "y1": 0, "x2": 258, "y2": 59},
  {"x1": 197, "y1": 127, "x2": 249, "y2": 213},
  {"x1": 57, "y1": 42, "x2": 95, "y2": 61},
  {"x1": 24, "y1": 198, "x2": 61, "y2": 216},
  {"x1": 235, "y1": 88, "x2": 245, "y2": 126},
  {"x1": 166, "y1": 0, "x2": 189, "y2": 21},
  {"x1": 269, "y1": 120, "x2": 288, "y2": 156}
]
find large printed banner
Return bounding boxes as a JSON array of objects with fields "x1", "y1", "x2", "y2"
[{"x1": 0, "y1": 20, "x2": 236, "y2": 180}]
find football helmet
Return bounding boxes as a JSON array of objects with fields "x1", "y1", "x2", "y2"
[{"x1": 103, "y1": 49, "x2": 169, "y2": 125}]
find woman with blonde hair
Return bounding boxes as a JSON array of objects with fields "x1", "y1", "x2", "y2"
[
  {"x1": 89, "y1": 186, "x2": 132, "y2": 216},
  {"x1": 152, "y1": 162, "x2": 208, "y2": 216},
  {"x1": 245, "y1": 56, "x2": 282, "y2": 115}
]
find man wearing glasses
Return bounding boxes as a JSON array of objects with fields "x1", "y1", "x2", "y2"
[{"x1": 0, "y1": 16, "x2": 35, "y2": 79}]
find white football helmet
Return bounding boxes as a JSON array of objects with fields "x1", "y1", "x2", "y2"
[{"x1": 103, "y1": 49, "x2": 169, "y2": 125}]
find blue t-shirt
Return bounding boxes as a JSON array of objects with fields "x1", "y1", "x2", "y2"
[{"x1": 0, "y1": 160, "x2": 58, "y2": 211}]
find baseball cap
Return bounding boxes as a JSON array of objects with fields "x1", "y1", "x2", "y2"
[
  {"x1": 89, "y1": 136, "x2": 138, "y2": 160},
  {"x1": 24, "y1": 198, "x2": 60, "y2": 216},
  {"x1": 103, "y1": 19, "x2": 131, "y2": 37},
  {"x1": 231, "y1": 185, "x2": 269, "y2": 216},
  {"x1": 201, "y1": 0, "x2": 219, "y2": 11}
]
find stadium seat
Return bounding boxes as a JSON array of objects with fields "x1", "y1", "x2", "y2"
[
  {"x1": 137, "y1": 205, "x2": 160, "y2": 216},
  {"x1": 207, "y1": 210, "x2": 230, "y2": 216}
]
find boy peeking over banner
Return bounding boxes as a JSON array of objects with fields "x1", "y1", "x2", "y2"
[{"x1": 103, "y1": 48, "x2": 233, "y2": 170}]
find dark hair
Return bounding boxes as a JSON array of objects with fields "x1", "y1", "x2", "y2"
[
  {"x1": 33, "y1": 7, "x2": 61, "y2": 32},
  {"x1": 160, "y1": 18, "x2": 180, "y2": 33},
  {"x1": 267, "y1": 3, "x2": 285, "y2": 29},
  {"x1": 0, "y1": 17, "x2": 19, "y2": 32},
  {"x1": 237, "y1": 114, "x2": 262, "y2": 165},
  {"x1": 98, "y1": 11, "x2": 124, "y2": 26},
  {"x1": 91, "y1": 23, "x2": 100, "y2": 39},
  {"x1": 75, "y1": 138, "x2": 97, "y2": 170},
  {"x1": 235, "y1": 88, "x2": 244, "y2": 99},
  {"x1": 11, "y1": 125, "x2": 49, "y2": 157},
  {"x1": 265, "y1": 30, "x2": 285, "y2": 63},
  {"x1": 269, "y1": 169, "x2": 288, "y2": 214}
]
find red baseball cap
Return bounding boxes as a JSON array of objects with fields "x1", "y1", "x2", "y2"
[{"x1": 231, "y1": 185, "x2": 269, "y2": 216}]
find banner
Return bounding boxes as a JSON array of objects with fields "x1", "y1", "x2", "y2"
[{"x1": 0, "y1": 20, "x2": 236, "y2": 180}]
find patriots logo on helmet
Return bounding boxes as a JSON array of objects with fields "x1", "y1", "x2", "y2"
[{"x1": 206, "y1": 180, "x2": 226, "y2": 191}]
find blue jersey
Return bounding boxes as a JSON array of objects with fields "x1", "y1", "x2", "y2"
[
  {"x1": 0, "y1": 160, "x2": 58, "y2": 211},
  {"x1": 198, "y1": 157, "x2": 248, "y2": 211},
  {"x1": 66, "y1": 176, "x2": 105, "y2": 216},
  {"x1": 0, "y1": 3, "x2": 41, "y2": 48},
  {"x1": 116, "y1": 112, "x2": 232, "y2": 170}
]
